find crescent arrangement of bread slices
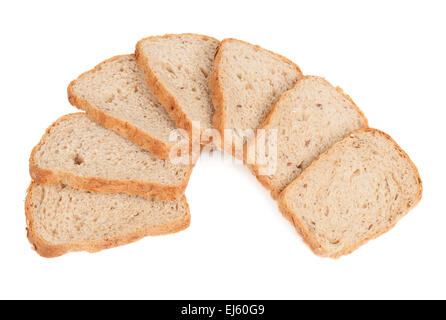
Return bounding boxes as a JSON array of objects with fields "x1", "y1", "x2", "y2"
[{"x1": 26, "y1": 34, "x2": 422, "y2": 258}]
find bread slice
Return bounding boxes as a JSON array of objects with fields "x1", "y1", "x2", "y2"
[
  {"x1": 135, "y1": 34, "x2": 220, "y2": 135},
  {"x1": 25, "y1": 182, "x2": 190, "y2": 258},
  {"x1": 211, "y1": 38, "x2": 303, "y2": 156},
  {"x1": 248, "y1": 76, "x2": 368, "y2": 199},
  {"x1": 68, "y1": 54, "x2": 177, "y2": 159},
  {"x1": 30, "y1": 113, "x2": 192, "y2": 200},
  {"x1": 279, "y1": 129, "x2": 422, "y2": 258}
]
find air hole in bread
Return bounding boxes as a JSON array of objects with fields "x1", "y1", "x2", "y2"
[
  {"x1": 200, "y1": 67, "x2": 208, "y2": 78},
  {"x1": 106, "y1": 94, "x2": 115, "y2": 103},
  {"x1": 73, "y1": 154, "x2": 84, "y2": 165},
  {"x1": 166, "y1": 66, "x2": 176, "y2": 76}
]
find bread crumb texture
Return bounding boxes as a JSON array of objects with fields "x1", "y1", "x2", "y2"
[
  {"x1": 26, "y1": 183, "x2": 190, "y2": 257},
  {"x1": 280, "y1": 129, "x2": 422, "y2": 258},
  {"x1": 137, "y1": 34, "x2": 220, "y2": 130},
  {"x1": 33, "y1": 114, "x2": 191, "y2": 185},
  {"x1": 212, "y1": 39, "x2": 302, "y2": 133},
  {"x1": 251, "y1": 76, "x2": 368, "y2": 198}
]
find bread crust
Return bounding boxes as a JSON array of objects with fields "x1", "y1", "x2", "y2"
[
  {"x1": 29, "y1": 113, "x2": 193, "y2": 200},
  {"x1": 135, "y1": 34, "x2": 220, "y2": 139},
  {"x1": 210, "y1": 38, "x2": 303, "y2": 156},
  {"x1": 278, "y1": 128, "x2": 423, "y2": 258},
  {"x1": 246, "y1": 75, "x2": 369, "y2": 200},
  {"x1": 25, "y1": 182, "x2": 191, "y2": 258},
  {"x1": 67, "y1": 54, "x2": 174, "y2": 160}
]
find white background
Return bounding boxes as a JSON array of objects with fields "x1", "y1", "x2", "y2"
[{"x1": 0, "y1": 0, "x2": 445, "y2": 299}]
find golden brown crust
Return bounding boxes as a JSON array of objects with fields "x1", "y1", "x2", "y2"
[
  {"x1": 67, "y1": 54, "x2": 173, "y2": 160},
  {"x1": 135, "y1": 33, "x2": 220, "y2": 139},
  {"x1": 278, "y1": 128, "x2": 423, "y2": 258},
  {"x1": 209, "y1": 41, "x2": 226, "y2": 144},
  {"x1": 29, "y1": 113, "x2": 193, "y2": 200},
  {"x1": 210, "y1": 38, "x2": 303, "y2": 156},
  {"x1": 247, "y1": 75, "x2": 369, "y2": 200},
  {"x1": 246, "y1": 165, "x2": 283, "y2": 200},
  {"x1": 25, "y1": 182, "x2": 191, "y2": 258}
]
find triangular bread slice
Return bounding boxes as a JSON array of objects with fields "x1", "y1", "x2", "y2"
[
  {"x1": 279, "y1": 129, "x2": 422, "y2": 258},
  {"x1": 30, "y1": 113, "x2": 192, "y2": 200},
  {"x1": 135, "y1": 34, "x2": 220, "y2": 135},
  {"x1": 247, "y1": 76, "x2": 368, "y2": 199},
  {"x1": 211, "y1": 38, "x2": 303, "y2": 156},
  {"x1": 68, "y1": 54, "x2": 177, "y2": 159},
  {"x1": 25, "y1": 182, "x2": 190, "y2": 258}
]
